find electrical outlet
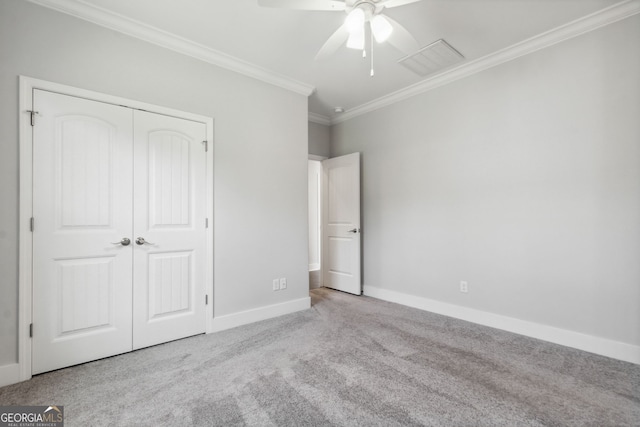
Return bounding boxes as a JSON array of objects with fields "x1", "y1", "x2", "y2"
[
  {"x1": 279, "y1": 277, "x2": 287, "y2": 290},
  {"x1": 460, "y1": 281, "x2": 468, "y2": 293},
  {"x1": 273, "y1": 279, "x2": 280, "y2": 291}
]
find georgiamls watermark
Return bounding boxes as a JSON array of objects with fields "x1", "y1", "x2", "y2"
[{"x1": 0, "y1": 406, "x2": 64, "y2": 427}]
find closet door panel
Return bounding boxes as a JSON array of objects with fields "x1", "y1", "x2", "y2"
[
  {"x1": 32, "y1": 90, "x2": 134, "y2": 374},
  {"x1": 132, "y1": 110, "x2": 207, "y2": 349}
]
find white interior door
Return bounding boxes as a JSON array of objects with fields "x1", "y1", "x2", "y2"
[
  {"x1": 32, "y1": 90, "x2": 134, "y2": 374},
  {"x1": 132, "y1": 110, "x2": 207, "y2": 349},
  {"x1": 322, "y1": 153, "x2": 361, "y2": 295}
]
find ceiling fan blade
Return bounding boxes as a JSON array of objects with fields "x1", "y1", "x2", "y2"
[
  {"x1": 383, "y1": 15, "x2": 420, "y2": 55},
  {"x1": 380, "y1": 0, "x2": 422, "y2": 8},
  {"x1": 257, "y1": 0, "x2": 346, "y2": 11},
  {"x1": 315, "y1": 24, "x2": 350, "y2": 61}
]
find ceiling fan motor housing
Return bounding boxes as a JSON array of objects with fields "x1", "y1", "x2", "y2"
[{"x1": 347, "y1": 1, "x2": 385, "y2": 19}]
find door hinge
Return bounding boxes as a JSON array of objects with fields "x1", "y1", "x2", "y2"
[
  {"x1": 29, "y1": 323, "x2": 33, "y2": 338},
  {"x1": 27, "y1": 110, "x2": 39, "y2": 126},
  {"x1": 202, "y1": 140, "x2": 208, "y2": 152},
  {"x1": 205, "y1": 295, "x2": 208, "y2": 305},
  {"x1": 30, "y1": 217, "x2": 34, "y2": 232},
  {"x1": 205, "y1": 218, "x2": 209, "y2": 228}
]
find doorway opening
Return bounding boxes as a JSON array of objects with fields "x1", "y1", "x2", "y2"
[
  {"x1": 308, "y1": 158, "x2": 323, "y2": 289},
  {"x1": 308, "y1": 153, "x2": 362, "y2": 295}
]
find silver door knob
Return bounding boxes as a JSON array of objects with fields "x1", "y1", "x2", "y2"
[
  {"x1": 348, "y1": 228, "x2": 361, "y2": 233},
  {"x1": 112, "y1": 238, "x2": 131, "y2": 246},
  {"x1": 135, "y1": 237, "x2": 154, "y2": 245}
]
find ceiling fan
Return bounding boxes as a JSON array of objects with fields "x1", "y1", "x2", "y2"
[{"x1": 258, "y1": 0, "x2": 422, "y2": 61}]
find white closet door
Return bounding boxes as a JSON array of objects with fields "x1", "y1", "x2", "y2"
[
  {"x1": 32, "y1": 90, "x2": 134, "y2": 374},
  {"x1": 132, "y1": 110, "x2": 207, "y2": 349}
]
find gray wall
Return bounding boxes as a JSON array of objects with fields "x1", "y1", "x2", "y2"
[
  {"x1": 0, "y1": 1, "x2": 309, "y2": 366},
  {"x1": 308, "y1": 121, "x2": 330, "y2": 157},
  {"x1": 332, "y1": 15, "x2": 640, "y2": 347}
]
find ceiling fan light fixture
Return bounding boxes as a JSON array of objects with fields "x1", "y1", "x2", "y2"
[
  {"x1": 371, "y1": 15, "x2": 393, "y2": 43},
  {"x1": 345, "y1": 7, "x2": 365, "y2": 34},
  {"x1": 346, "y1": 26, "x2": 365, "y2": 50}
]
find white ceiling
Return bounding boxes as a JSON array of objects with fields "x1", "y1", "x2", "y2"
[{"x1": 69, "y1": 0, "x2": 621, "y2": 121}]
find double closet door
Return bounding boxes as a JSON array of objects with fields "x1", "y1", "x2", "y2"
[{"x1": 32, "y1": 90, "x2": 207, "y2": 374}]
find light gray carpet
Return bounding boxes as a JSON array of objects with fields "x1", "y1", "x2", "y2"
[{"x1": 1, "y1": 288, "x2": 639, "y2": 426}]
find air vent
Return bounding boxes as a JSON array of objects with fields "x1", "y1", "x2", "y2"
[{"x1": 398, "y1": 39, "x2": 464, "y2": 77}]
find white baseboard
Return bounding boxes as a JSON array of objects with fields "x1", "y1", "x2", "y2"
[
  {"x1": 364, "y1": 285, "x2": 640, "y2": 365},
  {"x1": 0, "y1": 363, "x2": 21, "y2": 388},
  {"x1": 211, "y1": 297, "x2": 311, "y2": 333}
]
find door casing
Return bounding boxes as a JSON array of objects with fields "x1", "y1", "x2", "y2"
[{"x1": 18, "y1": 76, "x2": 214, "y2": 383}]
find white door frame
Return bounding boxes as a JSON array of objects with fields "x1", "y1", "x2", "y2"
[{"x1": 17, "y1": 76, "x2": 215, "y2": 383}]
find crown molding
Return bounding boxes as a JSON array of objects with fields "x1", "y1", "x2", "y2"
[
  {"x1": 332, "y1": 0, "x2": 640, "y2": 125},
  {"x1": 24, "y1": 0, "x2": 316, "y2": 97},
  {"x1": 308, "y1": 112, "x2": 332, "y2": 126}
]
